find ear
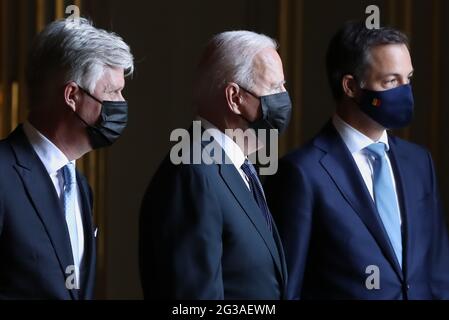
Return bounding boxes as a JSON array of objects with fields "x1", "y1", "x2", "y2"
[
  {"x1": 64, "y1": 82, "x2": 80, "y2": 112},
  {"x1": 224, "y1": 82, "x2": 243, "y2": 115},
  {"x1": 342, "y1": 75, "x2": 360, "y2": 98}
]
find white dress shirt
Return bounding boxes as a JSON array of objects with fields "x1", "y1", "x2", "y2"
[
  {"x1": 332, "y1": 115, "x2": 402, "y2": 224},
  {"x1": 23, "y1": 121, "x2": 85, "y2": 284},
  {"x1": 198, "y1": 117, "x2": 251, "y2": 190}
]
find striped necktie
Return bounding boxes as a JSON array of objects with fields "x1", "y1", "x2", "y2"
[
  {"x1": 241, "y1": 159, "x2": 273, "y2": 232},
  {"x1": 62, "y1": 162, "x2": 80, "y2": 282},
  {"x1": 365, "y1": 142, "x2": 402, "y2": 267}
]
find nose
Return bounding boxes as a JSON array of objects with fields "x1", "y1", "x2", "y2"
[{"x1": 400, "y1": 76, "x2": 410, "y2": 86}]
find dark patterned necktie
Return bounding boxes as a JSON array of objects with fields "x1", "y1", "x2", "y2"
[{"x1": 241, "y1": 159, "x2": 273, "y2": 232}]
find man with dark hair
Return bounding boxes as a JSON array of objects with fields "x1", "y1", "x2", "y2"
[{"x1": 265, "y1": 21, "x2": 449, "y2": 299}]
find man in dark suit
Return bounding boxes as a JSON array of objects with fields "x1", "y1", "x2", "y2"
[
  {"x1": 139, "y1": 31, "x2": 291, "y2": 299},
  {"x1": 0, "y1": 18, "x2": 133, "y2": 299},
  {"x1": 265, "y1": 22, "x2": 449, "y2": 299}
]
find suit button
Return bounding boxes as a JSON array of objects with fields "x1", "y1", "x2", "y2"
[{"x1": 406, "y1": 284, "x2": 410, "y2": 290}]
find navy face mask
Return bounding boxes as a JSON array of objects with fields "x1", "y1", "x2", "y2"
[
  {"x1": 358, "y1": 84, "x2": 414, "y2": 129},
  {"x1": 239, "y1": 86, "x2": 292, "y2": 134},
  {"x1": 73, "y1": 86, "x2": 128, "y2": 149}
]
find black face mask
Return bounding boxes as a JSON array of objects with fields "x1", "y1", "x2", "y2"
[
  {"x1": 239, "y1": 86, "x2": 292, "y2": 134},
  {"x1": 73, "y1": 86, "x2": 128, "y2": 149}
]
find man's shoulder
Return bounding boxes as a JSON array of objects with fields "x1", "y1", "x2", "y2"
[
  {"x1": 281, "y1": 141, "x2": 320, "y2": 167},
  {"x1": 0, "y1": 135, "x2": 17, "y2": 166},
  {"x1": 0, "y1": 125, "x2": 30, "y2": 159},
  {"x1": 280, "y1": 125, "x2": 335, "y2": 169},
  {"x1": 389, "y1": 134, "x2": 430, "y2": 157},
  {"x1": 0, "y1": 136, "x2": 21, "y2": 196},
  {"x1": 151, "y1": 150, "x2": 221, "y2": 187}
]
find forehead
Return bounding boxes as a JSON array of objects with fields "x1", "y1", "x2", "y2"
[
  {"x1": 366, "y1": 44, "x2": 413, "y2": 74},
  {"x1": 98, "y1": 67, "x2": 125, "y2": 89},
  {"x1": 252, "y1": 48, "x2": 284, "y2": 85}
]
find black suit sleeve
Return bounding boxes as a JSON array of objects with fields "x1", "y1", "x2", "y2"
[
  {"x1": 265, "y1": 159, "x2": 313, "y2": 300},
  {"x1": 139, "y1": 163, "x2": 224, "y2": 299},
  {"x1": 427, "y1": 151, "x2": 449, "y2": 299}
]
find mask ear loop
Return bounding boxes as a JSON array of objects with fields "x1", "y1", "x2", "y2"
[
  {"x1": 235, "y1": 84, "x2": 278, "y2": 130},
  {"x1": 69, "y1": 84, "x2": 102, "y2": 128},
  {"x1": 68, "y1": 91, "x2": 111, "y2": 146},
  {"x1": 77, "y1": 85, "x2": 104, "y2": 104},
  {"x1": 238, "y1": 84, "x2": 259, "y2": 99},
  {"x1": 235, "y1": 84, "x2": 263, "y2": 124}
]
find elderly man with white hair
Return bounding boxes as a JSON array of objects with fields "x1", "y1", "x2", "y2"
[
  {"x1": 0, "y1": 18, "x2": 133, "y2": 299},
  {"x1": 139, "y1": 30, "x2": 291, "y2": 299}
]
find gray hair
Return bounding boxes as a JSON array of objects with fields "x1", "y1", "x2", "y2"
[
  {"x1": 26, "y1": 18, "x2": 134, "y2": 103},
  {"x1": 194, "y1": 30, "x2": 278, "y2": 103}
]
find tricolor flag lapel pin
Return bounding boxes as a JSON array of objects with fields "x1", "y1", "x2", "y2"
[{"x1": 372, "y1": 98, "x2": 381, "y2": 107}]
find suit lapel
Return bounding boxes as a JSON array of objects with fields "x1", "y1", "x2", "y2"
[
  {"x1": 9, "y1": 126, "x2": 78, "y2": 299},
  {"x1": 218, "y1": 163, "x2": 284, "y2": 284},
  {"x1": 198, "y1": 123, "x2": 284, "y2": 286},
  {"x1": 387, "y1": 137, "x2": 413, "y2": 276},
  {"x1": 316, "y1": 123, "x2": 403, "y2": 280},
  {"x1": 271, "y1": 219, "x2": 288, "y2": 298},
  {"x1": 77, "y1": 172, "x2": 96, "y2": 299}
]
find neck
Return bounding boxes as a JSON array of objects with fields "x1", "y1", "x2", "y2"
[
  {"x1": 336, "y1": 103, "x2": 385, "y2": 141},
  {"x1": 198, "y1": 108, "x2": 238, "y2": 132},
  {"x1": 198, "y1": 107, "x2": 255, "y2": 156},
  {"x1": 28, "y1": 112, "x2": 91, "y2": 161}
]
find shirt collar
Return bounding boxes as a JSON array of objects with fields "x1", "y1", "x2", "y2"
[
  {"x1": 23, "y1": 121, "x2": 74, "y2": 175},
  {"x1": 197, "y1": 116, "x2": 246, "y2": 169},
  {"x1": 332, "y1": 114, "x2": 390, "y2": 154}
]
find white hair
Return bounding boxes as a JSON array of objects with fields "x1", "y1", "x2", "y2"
[
  {"x1": 194, "y1": 30, "x2": 278, "y2": 103},
  {"x1": 27, "y1": 18, "x2": 134, "y2": 102}
]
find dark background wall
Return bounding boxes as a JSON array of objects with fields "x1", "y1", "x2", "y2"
[{"x1": 81, "y1": 0, "x2": 448, "y2": 299}]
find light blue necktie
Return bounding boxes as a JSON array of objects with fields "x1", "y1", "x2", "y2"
[
  {"x1": 62, "y1": 163, "x2": 80, "y2": 272},
  {"x1": 365, "y1": 143, "x2": 402, "y2": 268}
]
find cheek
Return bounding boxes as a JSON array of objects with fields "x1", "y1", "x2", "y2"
[
  {"x1": 361, "y1": 73, "x2": 384, "y2": 91},
  {"x1": 371, "y1": 83, "x2": 387, "y2": 91},
  {"x1": 79, "y1": 101, "x2": 102, "y2": 124},
  {"x1": 362, "y1": 78, "x2": 384, "y2": 91},
  {"x1": 241, "y1": 101, "x2": 261, "y2": 121}
]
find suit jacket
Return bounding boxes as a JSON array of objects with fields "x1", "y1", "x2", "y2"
[
  {"x1": 0, "y1": 126, "x2": 96, "y2": 299},
  {"x1": 139, "y1": 128, "x2": 287, "y2": 299},
  {"x1": 265, "y1": 121, "x2": 449, "y2": 300}
]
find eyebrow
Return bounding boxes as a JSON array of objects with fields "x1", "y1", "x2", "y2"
[{"x1": 381, "y1": 71, "x2": 414, "y2": 78}]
